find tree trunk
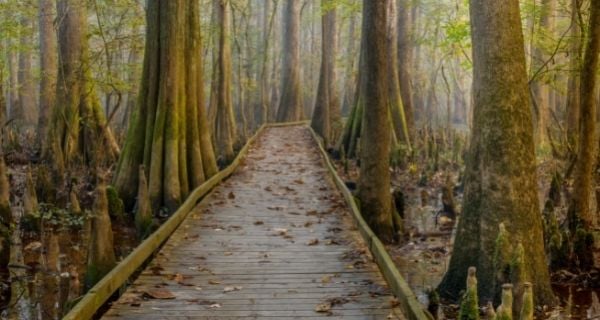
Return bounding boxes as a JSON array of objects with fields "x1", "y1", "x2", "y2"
[
  {"x1": 114, "y1": 0, "x2": 218, "y2": 211},
  {"x1": 38, "y1": 0, "x2": 57, "y2": 145},
  {"x1": 530, "y1": 0, "x2": 555, "y2": 147},
  {"x1": 397, "y1": 0, "x2": 415, "y2": 141},
  {"x1": 438, "y1": 0, "x2": 554, "y2": 306},
  {"x1": 310, "y1": 1, "x2": 336, "y2": 147},
  {"x1": 215, "y1": 0, "x2": 237, "y2": 163},
  {"x1": 16, "y1": 15, "x2": 37, "y2": 129},
  {"x1": 276, "y1": 0, "x2": 303, "y2": 122},
  {"x1": 357, "y1": 0, "x2": 395, "y2": 243},
  {"x1": 568, "y1": 0, "x2": 600, "y2": 270},
  {"x1": 387, "y1": 0, "x2": 411, "y2": 149},
  {"x1": 567, "y1": 0, "x2": 583, "y2": 147},
  {"x1": 47, "y1": 0, "x2": 120, "y2": 175}
]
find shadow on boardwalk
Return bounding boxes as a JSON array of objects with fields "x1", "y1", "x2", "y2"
[{"x1": 102, "y1": 126, "x2": 403, "y2": 320}]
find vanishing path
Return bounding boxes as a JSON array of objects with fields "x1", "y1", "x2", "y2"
[{"x1": 102, "y1": 126, "x2": 403, "y2": 320}]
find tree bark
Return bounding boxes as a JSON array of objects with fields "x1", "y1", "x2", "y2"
[
  {"x1": 530, "y1": 0, "x2": 555, "y2": 147},
  {"x1": 397, "y1": 0, "x2": 415, "y2": 141},
  {"x1": 567, "y1": 0, "x2": 583, "y2": 147},
  {"x1": 47, "y1": 0, "x2": 120, "y2": 175},
  {"x1": 215, "y1": 0, "x2": 237, "y2": 163},
  {"x1": 438, "y1": 0, "x2": 554, "y2": 306},
  {"x1": 276, "y1": 0, "x2": 303, "y2": 122},
  {"x1": 568, "y1": 0, "x2": 600, "y2": 269},
  {"x1": 311, "y1": 1, "x2": 337, "y2": 147},
  {"x1": 114, "y1": 0, "x2": 218, "y2": 211},
  {"x1": 16, "y1": 15, "x2": 37, "y2": 129},
  {"x1": 387, "y1": 0, "x2": 411, "y2": 149},
  {"x1": 357, "y1": 0, "x2": 395, "y2": 243},
  {"x1": 38, "y1": 0, "x2": 57, "y2": 145}
]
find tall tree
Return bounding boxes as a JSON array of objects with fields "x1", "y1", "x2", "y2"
[
  {"x1": 387, "y1": 0, "x2": 411, "y2": 149},
  {"x1": 114, "y1": 0, "x2": 218, "y2": 211},
  {"x1": 16, "y1": 13, "x2": 37, "y2": 129},
  {"x1": 311, "y1": 1, "x2": 337, "y2": 147},
  {"x1": 397, "y1": 0, "x2": 415, "y2": 141},
  {"x1": 46, "y1": 0, "x2": 120, "y2": 175},
  {"x1": 530, "y1": 0, "x2": 555, "y2": 147},
  {"x1": 567, "y1": 0, "x2": 600, "y2": 270},
  {"x1": 358, "y1": 0, "x2": 395, "y2": 243},
  {"x1": 438, "y1": 0, "x2": 554, "y2": 306},
  {"x1": 566, "y1": 0, "x2": 582, "y2": 146},
  {"x1": 214, "y1": 0, "x2": 237, "y2": 163},
  {"x1": 276, "y1": 0, "x2": 302, "y2": 122},
  {"x1": 38, "y1": 0, "x2": 57, "y2": 145}
]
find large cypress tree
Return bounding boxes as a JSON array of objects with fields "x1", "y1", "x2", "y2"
[
  {"x1": 438, "y1": 0, "x2": 554, "y2": 306},
  {"x1": 114, "y1": 0, "x2": 218, "y2": 211}
]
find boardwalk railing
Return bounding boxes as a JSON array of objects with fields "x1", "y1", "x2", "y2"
[{"x1": 308, "y1": 127, "x2": 434, "y2": 320}]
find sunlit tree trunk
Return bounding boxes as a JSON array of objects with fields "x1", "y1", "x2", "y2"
[
  {"x1": 358, "y1": 0, "x2": 395, "y2": 243},
  {"x1": 38, "y1": 0, "x2": 57, "y2": 145},
  {"x1": 276, "y1": 0, "x2": 303, "y2": 122},
  {"x1": 438, "y1": 0, "x2": 554, "y2": 306},
  {"x1": 114, "y1": 0, "x2": 218, "y2": 211}
]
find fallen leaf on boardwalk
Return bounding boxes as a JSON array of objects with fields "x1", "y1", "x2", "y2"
[
  {"x1": 143, "y1": 289, "x2": 176, "y2": 299},
  {"x1": 209, "y1": 304, "x2": 222, "y2": 309},
  {"x1": 228, "y1": 192, "x2": 235, "y2": 199},
  {"x1": 24, "y1": 241, "x2": 42, "y2": 251},
  {"x1": 223, "y1": 286, "x2": 243, "y2": 292},
  {"x1": 315, "y1": 302, "x2": 332, "y2": 313},
  {"x1": 118, "y1": 295, "x2": 141, "y2": 306},
  {"x1": 254, "y1": 221, "x2": 264, "y2": 225},
  {"x1": 208, "y1": 279, "x2": 221, "y2": 285},
  {"x1": 173, "y1": 273, "x2": 184, "y2": 283},
  {"x1": 264, "y1": 186, "x2": 273, "y2": 192},
  {"x1": 327, "y1": 297, "x2": 350, "y2": 306},
  {"x1": 321, "y1": 275, "x2": 332, "y2": 284},
  {"x1": 149, "y1": 265, "x2": 164, "y2": 275},
  {"x1": 293, "y1": 179, "x2": 304, "y2": 184},
  {"x1": 187, "y1": 299, "x2": 217, "y2": 305},
  {"x1": 273, "y1": 228, "x2": 288, "y2": 234},
  {"x1": 307, "y1": 239, "x2": 319, "y2": 246},
  {"x1": 306, "y1": 210, "x2": 319, "y2": 216},
  {"x1": 224, "y1": 252, "x2": 233, "y2": 256}
]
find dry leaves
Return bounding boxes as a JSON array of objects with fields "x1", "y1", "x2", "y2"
[
  {"x1": 223, "y1": 286, "x2": 243, "y2": 292},
  {"x1": 307, "y1": 238, "x2": 319, "y2": 246},
  {"x1": 143, "y1": 289, "x2": 176, "y2": 300}
]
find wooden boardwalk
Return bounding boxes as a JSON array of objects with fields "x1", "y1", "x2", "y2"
[{"x1": 102, "y1": 126, "x2": 403, "y2": 320}]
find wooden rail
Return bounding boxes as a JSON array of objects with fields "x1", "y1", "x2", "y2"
[{"x1": 307, "y1": 127, "x2": 434, "y2": 320}]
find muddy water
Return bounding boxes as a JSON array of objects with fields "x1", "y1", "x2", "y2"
[{"x1": 0, "y1": 222, "x2": 136, "y2": 319}]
